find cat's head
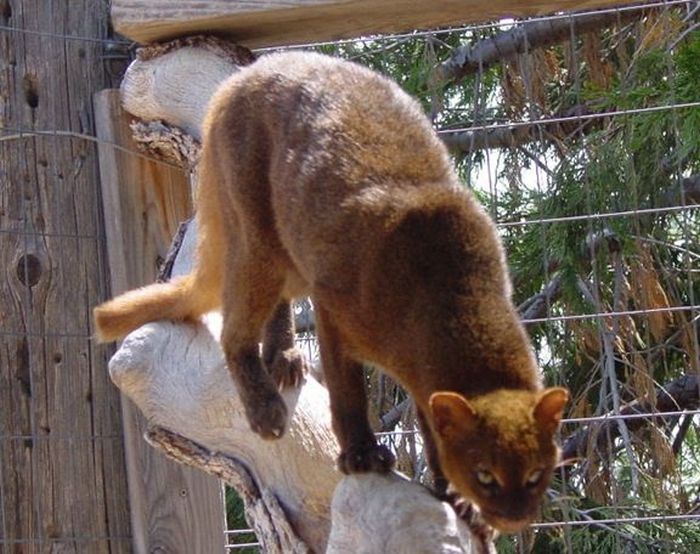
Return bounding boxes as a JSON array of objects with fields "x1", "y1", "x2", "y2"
[{"x1": 429, "y1": 387, "x2": 568, "y2": 533}]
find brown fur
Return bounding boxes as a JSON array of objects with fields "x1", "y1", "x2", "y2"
[{"x1": 94, "y1": 52, "x2": 568, "y2": 532}]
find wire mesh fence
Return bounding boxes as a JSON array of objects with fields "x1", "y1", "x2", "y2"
[{"x1": 2, "y1": 0, "x2": 698, "y2": 553}]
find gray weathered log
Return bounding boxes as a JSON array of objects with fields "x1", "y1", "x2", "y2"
[
  {"x1": 121, "y1": 37, "x2": 254, "y2": 140},
  {"x1": 327, "y1": 473, "x2": 479, "y2": 554},
  {"x1": 108, "y1": 287, "x2": 339, "y2": 551}
]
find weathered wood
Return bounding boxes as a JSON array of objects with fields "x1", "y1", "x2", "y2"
[
  {"x1": 145, "y1": 426, "x2": 314, "y2": 554},
  {"x1": 327, "y1": 474, "x2": 479, "y2": 554},
  {"x1": 0, "y1": 2, "x2": 131, "y2": 551},
  {"x1": 111, "y1": 0, "x2": 645, "y2": 47},
  {"x1": 109, "y1": 310, "x2": 338, "y2": 551},
  {"x1": 120, "y1": 37, "x2": 253, "y2": 141},
  {"x1": 94, "y1": 89, "x2": 225, "y2": 554}
]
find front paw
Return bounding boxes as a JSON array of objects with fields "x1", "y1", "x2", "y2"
[
  {"x1": 337, "y1": 442, "x2": 395, "y2": 474},
  {"x1": 443, "y1": 496, "x2": 497, "y2": 551},
  {"x1": 267, "y1": 347, "x2": 308, "y2": 389},
  {"x1": 243, "y1": 389, "x2": 288, "y2": 440}
]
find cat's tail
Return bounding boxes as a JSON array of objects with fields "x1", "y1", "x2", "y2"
[
  {"x1": 93, "y1": 270, "x2": 221, "y2": 342},
  {"x1": 94, "y1": 142, "x2": 225, "y2": 343}
]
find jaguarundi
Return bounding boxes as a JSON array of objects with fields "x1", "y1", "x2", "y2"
[{"x1": 94, "y1": 51, "x2": 568, "y2": 533}]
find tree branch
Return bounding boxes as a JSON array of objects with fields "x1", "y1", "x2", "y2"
[
  {"x1": 561, "y1": 374, "x2": 700, "y2": 463},
  {"x1": 517, "y1": 229, "x2": 620, "y2": 324},
  {"x1": 435, "y1": 7, "x2": 644, "y2": 86},
  {"x1": 661, "y1": 174, "x2": 700, "y2": 207},
  {"x1": 440, "y1": 105, "x2": 598, "y2": 152}
]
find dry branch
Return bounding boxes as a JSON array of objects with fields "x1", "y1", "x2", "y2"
[
  {"x1": 661, "y1": 174, "x2": 700, "y2": 207},
  {"x1": 517, "y1": 229, "x2": 620, "y2": 324},
  {"x1": 441, "y1": 104, "x2": 600, "y2": 152},
  {"x1": 146, "y1": 426, "x2": 311, "y2": 554},
  {"x1": 562, "y1": 373, "x2": 700, "y2": 463},
  {"x1": 519, "y1": 275, "x2": 563, "y2": 321},
  {"x1": 436, "y1": 6, "x2": 644, "y2": 86}
]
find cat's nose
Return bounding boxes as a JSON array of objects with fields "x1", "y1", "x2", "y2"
[
  {"x1": 483, "y1": 508, "x2": 533, "y2": 534},
  {"x1": 495, "y1": 501, "x2": 531, "y2": 520}
]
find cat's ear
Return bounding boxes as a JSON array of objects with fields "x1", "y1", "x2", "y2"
[
  {"x1": 429, "y1": 392, "x2": 476, "y2": 440},
  {"x1": 533, "y1": 387, "x2": 569, "y2": 433}
]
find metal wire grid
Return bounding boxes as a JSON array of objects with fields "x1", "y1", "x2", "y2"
[{"x1": 1, "y1": 1, "x2": 697, "y2": 552}]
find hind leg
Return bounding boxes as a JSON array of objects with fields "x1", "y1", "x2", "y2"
[
  {"x1": 262, "y1": 302, "x2": 308, "y2": 389},
  {"x1": 220, "y1": 238, "x2": 289, "y2": 439}
]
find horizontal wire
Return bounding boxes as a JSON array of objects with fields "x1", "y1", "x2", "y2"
[
  {"x1": 5, "y1": 101, "x2": 699, "y2": 184},
  {"x1": 1, "y1": 199, "x2": 696, "y2": 239},
  {"x1": 562, "y1": 408, "x2": 700, "y2": 425},
  {"x1": 376, "y1": 409, "x2": 699, "y2": 437},
  {"x1": 254, "y1": 0, "x2": 694, "y2": 52},
  {"x1": 0, "y1": 23, "x2": 132, "y2": 45},
  {"x1": 532, "y1": 512, "x2": 700, "y2": 529},
  {"x1": 438, "y1": 101, "x2": 700, "y2": 136},
  {"x1": 522, "y1": 304, "x2": 700, "y2": 324},
  {"x1": 0, "y1": 227, "x2": 102, "y2": 240},
  {"x1": 0, "y1": 536, "x2": 131, "y2": 545},
  {"x1": 0, "y1": 435, "x2": 122, "y2": 442},
  {"x1": 498, "y1": 204, "x2": 699, "y2": 228},
  {"x1": 4, "y1": 413, "x2": 692, "y2": 443},
  {"x1": 3, "y1": 305, "x2": 697, "y2": 338},
  {"x1": 0, "y1": 330, "x2": 96, "y2": 339},
  {"x1": 0, "y1": 126, "x2": 184, "y2": 170}
]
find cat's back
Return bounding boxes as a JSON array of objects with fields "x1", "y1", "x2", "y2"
[
  {"x1": 207, "y1": 51, "x2": 452, "y2": 189},
  {"x1": 203, "y1": 51, "x2": 460, "y2": 288}
]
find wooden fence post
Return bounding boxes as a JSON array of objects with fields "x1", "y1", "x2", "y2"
[{"x1": 94, "y1": 89, "x2": 226, "y2": 553}]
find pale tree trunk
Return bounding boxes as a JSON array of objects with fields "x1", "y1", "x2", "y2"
[{"x1": 109, "y1": 37, "x2": 483, "y2": 553}]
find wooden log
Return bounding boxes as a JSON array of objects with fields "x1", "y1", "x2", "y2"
[
  {"x1": 120, "y1": 37, "x2": 254, "y2": 140},
  {"x1": 109, "y1": 308, "x2": 338, "y2": 551},
  {"x1": 111, "y1": 0, "x2": 644, "y2": 48},
  {"x1": 94, "y1": 90, "x2": 226, "y2": 554},
  {"x1": 327, "y1": 474, "x2": 481, "y2": 554},
  {"x1": 0, "y1": 2, "x2": 130, "y2": 550}
]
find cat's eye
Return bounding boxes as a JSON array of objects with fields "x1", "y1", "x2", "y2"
[
  {"x1": 476, "y1": 470, "x2": 496, "y2": 486},
  {"x1": 526, "y1": 469, "x2": 544, "y2": 487}
]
